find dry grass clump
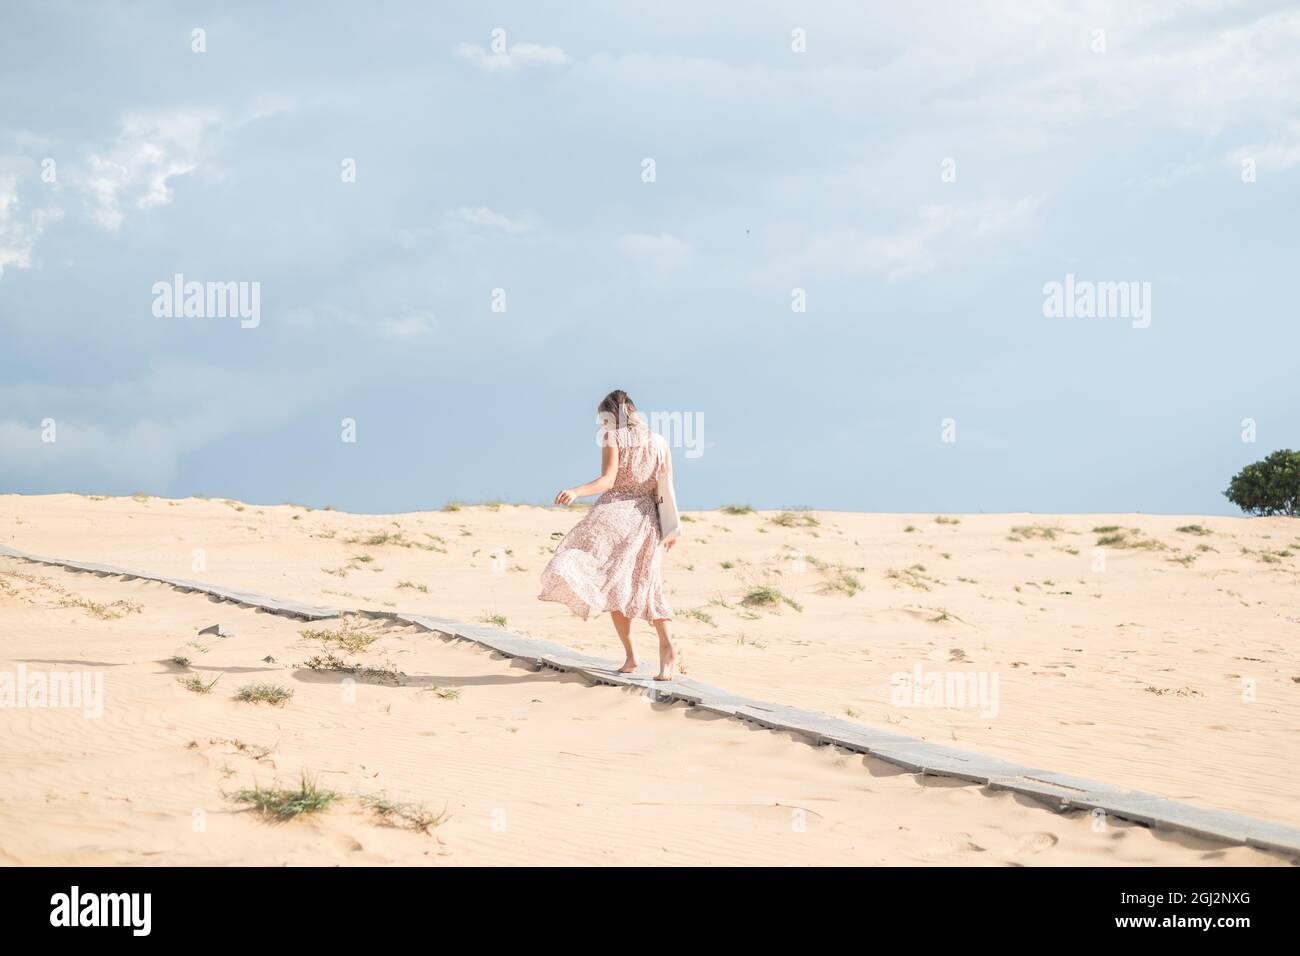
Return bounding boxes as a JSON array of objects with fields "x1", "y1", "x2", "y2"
[
  {"x1": 817, "y1": 565, "x2": 863, "y2": 597},
  {"x1": 1007, "y1": 525, "x2": 1061, "y2": 542},
  {"x1": 233, "y1": 683, "x2": 294, "y2": 706},
  {"x1": 300, "y1": 616, "x2": 382, "y2": 654},
  {"x1": 59, "y1": 595, "x2": 142, "y2": 620},
  {"x1": 740, "y1": 585, "x2": 803, "y2": 613},
  {"x1": 178, "y1": 673, "x2": 220, "y2": 694},
  {"x1": 302, "y1": 649, "x2": 402, "y2": 685},
  {"x1": 770, "y1": 511, "x2": 819, "y2": 529},
  {"x1": 885, "y1": 564, "x2": 938, "y2": 591},
  {"x1": 1096, "y1": 529, "x2": 1168, "y2": 551},
  {"x1": 228, "y1": 773, "x2": 337, "y2": 821}
]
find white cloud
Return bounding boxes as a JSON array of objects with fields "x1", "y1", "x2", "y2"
[
  {"x1": 1228, "y1": 123, "x2": 1300, "y2": 173},
  {"x1": 80, "y1": 110, "x2": 223, "y2": 232},
  {"x1": 969, "y1": 195, "x2": 1046, "y2": 236},
  {"x1": 564, "y1": 5, "x2": 1300, "y2": 154},
  {"x1": 76, "y1": 101, "x2": 294, "y2": 234},
  {"x1": 0, "y1": 176, "x2": 62, "y2": 278},
  {"x1": 445, "y1": 206, "x2": 533, "y2": 233},
  {"x1": 921, "y1": 5, "x2": 1300, "y2": 139},
  {"x1": 455, "y1": 41, "x2": 570, "y2": 73},
  {"x1": 805, "y1": 196, "x2": 1044, "y2": 280}
]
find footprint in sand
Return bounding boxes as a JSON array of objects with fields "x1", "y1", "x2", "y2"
[
  {"x1": 1014, "y1": 831, "x2": 1059, "y2": 854},
  {"x1": 914, "y1": 832, "x2": 987, "y2": 860},
  {"x1": 324, "y1": 832, "x2": 365, "y2": 854}
]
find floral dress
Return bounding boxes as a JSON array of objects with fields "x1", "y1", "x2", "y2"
[{"x1": 538, "y1": 424, "x2": 673, "y2": 622}]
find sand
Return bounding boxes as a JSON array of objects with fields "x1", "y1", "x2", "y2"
[{"x1": 0, "y1": 493, "x2": 1296, "y2": 865}]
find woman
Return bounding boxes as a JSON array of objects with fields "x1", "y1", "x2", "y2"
[{"x1": 538, "y1": 390, "x2": 678, "y2": 680}]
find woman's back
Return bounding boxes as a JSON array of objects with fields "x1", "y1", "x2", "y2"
[{"x1": 606, "y1": 424, "x2": 665, "y2": 498}]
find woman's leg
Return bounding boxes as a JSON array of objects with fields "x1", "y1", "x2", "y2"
[
  {"x1": 610, "y1": 611, "x2": 638, "y2": 672},
  {"x1": 651, "y1": 618, "x2": 676, "y2": 681}
]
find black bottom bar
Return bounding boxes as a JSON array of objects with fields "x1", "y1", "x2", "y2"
[{"x1": 0, "y1": 866, "x2": 1290, "y2": 941}]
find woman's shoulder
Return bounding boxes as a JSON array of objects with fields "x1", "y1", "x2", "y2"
[
  {"x1": 601, "y1": 425, "x2": 638, "y2": 449},
  {"x1": 632, "y1": 425, "x2": 665, "y2": 449},
  {"x1": 609, "y1": 422, "x2": 657, "y2": 444}
]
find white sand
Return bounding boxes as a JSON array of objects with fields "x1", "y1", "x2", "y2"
[{"x1": 0, "y1": 493, "x2": 1295, "y2": 865}]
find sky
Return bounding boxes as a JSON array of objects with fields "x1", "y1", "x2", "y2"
[{"x1": 1, "y1": 0, "x2": 1297, "y2": 515}]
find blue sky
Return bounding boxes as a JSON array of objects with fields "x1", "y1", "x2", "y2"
[{"x1": 1, "y1": 0, "x2": 1296, "y2": 514}]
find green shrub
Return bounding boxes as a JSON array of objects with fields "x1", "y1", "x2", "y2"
[{"x1": 1224, "y1": 450, "x2": 1300, "y2": 516}]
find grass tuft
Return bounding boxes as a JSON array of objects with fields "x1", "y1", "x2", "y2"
[
  {"x1": 59, "y1": 596, "x2": 142, "y2": 620},
  {"x1": 740, "y1": 585, "x2": 803, "y2": 613},
  {"x1": 178, "y1": 673, "x2": 220, "y2": 694},
  {"x1": 234, "y1": 683, "x2": 294, "y2": 706},
  {"x1": 300, "y1": 618, "x2": 379, "y2": 654},
  {"x1": 343, "y1": 531, "x2": 444, "y2": 552},
  {"x1": 885, "y1": 564, "x2": 937, "y2": 591},
  {"x1": 818, "y1": 565, "x2": 863, "y2": 597},
  {"x1": 682, "y1": 608, "x2": 716, "y2": 627},
  {"x1": 1008, "y1": 525, "x2": 1060, "y2": 541},
  {"x1": 229, "y1": 773, "x2": 337, "y2": 822},
  {"x1": 302, "y1": 650, "x2": 402, "y2": 684},
  {"x1": 770, "y1": 511, "x2": 819, "y2": 528},
  {"x1": 1096, "y1": 530, "x2": 1168, "y2": 551},
  {"x1": 359, "y1": 793, "x2": 448, "y2": 833}
]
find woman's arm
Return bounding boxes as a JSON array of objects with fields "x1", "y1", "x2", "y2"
[{"x1": 555, "y1": 442, "x2": 619, "y2": 505}]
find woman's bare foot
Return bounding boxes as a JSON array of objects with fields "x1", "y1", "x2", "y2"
[
  {"x1": 654, "y1": 647, "x2": 676, "y2": 681},
  {"x1": 617, "y1": 658, "x2": 639, "y2": 673}
]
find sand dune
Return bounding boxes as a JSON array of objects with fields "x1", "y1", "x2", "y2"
[
  {"x1": 0, "y1": 558, "x2": 1284, "y2": 866},
  {"x1": 1, "y1": 493, "x2": 1297, "y2": 865}
]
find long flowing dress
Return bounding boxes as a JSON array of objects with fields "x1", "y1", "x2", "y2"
[{"x1": 538, "y1": 423, "x2": 674, "y2": 622}]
